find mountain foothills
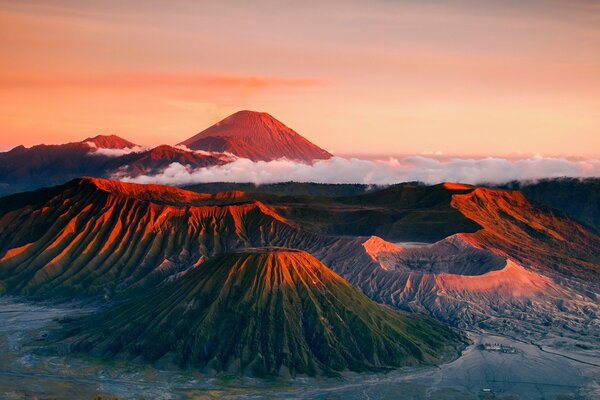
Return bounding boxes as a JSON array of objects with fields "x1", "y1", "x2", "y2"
[
  {"x1": 0, "y1": 110, "x2": 331, "y2": 196},
  {"x1": 60, "y1": 249, "x2": 462, "y2": 377}
]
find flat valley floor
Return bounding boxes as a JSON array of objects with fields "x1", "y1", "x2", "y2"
[{"x1": 0, "y1": 298, "x2": 598, "y2": 400}]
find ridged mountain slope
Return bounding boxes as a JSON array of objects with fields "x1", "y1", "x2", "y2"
[
  {"x1": 0, "y1": 178, "x2": 316, "y2": 299},
  {"x1": 506, "y1": 178, "x2": 600, "y2": 232}
]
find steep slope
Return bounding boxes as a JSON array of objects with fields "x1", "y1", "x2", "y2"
[
  {"x1": 180, "y1": 110, "x2": 332, "y2": 162},
  {"x1": 0, "y1": 178, "x2": 316, "y2": 300},
  {"x1": 60, "y1": 249, "x2": 463, "y2": 377}
]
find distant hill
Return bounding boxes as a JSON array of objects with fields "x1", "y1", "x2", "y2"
[
  {"x1": 0, "y1": 137, "x2": 225, "y2": 196},
  {"x1": 186, "y1": 182, "x2": 482, "y2": 242}
]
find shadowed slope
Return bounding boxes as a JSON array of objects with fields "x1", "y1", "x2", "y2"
[
  {"x1": 61, "y1": 249, "x2": 463, "y2": 377},
  {"x1": 260, "y1": 182, "x2": 482, "y2": 242},
  {"x1": 0, "y1": 135, "x2": 137, "y2": 194},
  {"x1": 0, "y1": 137, "x2": 225, "y2": 195},
  {"x1": 505, "y1": 178, "x2": 600, "y2": 232},
  {"x1": 180, "y1": 110, "x2": 332, "y2": 162}
]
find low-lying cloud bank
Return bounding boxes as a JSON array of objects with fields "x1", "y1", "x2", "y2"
[
  {"x1": 87, "y1": 144, "x2": 149, "y2": 157},
  {"x1": 115, "y1": 155, "x2": 600, "y2": 186}
]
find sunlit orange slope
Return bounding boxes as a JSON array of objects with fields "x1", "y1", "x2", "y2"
[{"x1": 180, "y1": 110, "x2": 332, "y2": 162}]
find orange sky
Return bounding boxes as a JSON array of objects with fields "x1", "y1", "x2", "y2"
[{"x1": 0, "y1": 0, "x2": 599, "y2": 156}]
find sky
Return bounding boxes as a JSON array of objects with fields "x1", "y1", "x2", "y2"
[{"x1": 0, "y1": 0, "x2": 599, "y2": 157}]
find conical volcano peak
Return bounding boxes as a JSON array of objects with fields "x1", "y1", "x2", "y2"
[
  {"x1": 179, "y1": 110, "x2": 332, "y2": 162},
  {"x1": 223, "y1": 248, "x2": 344, "y2": 288},
  {"x1": 214, "y1": 110, "x2": 289, "y2": 134}
]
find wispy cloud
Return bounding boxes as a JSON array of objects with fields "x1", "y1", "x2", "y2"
[
  {"x1": 0, "y1": 72, "x2": 327, "y2": 90},
  {"x1": 114, "y1": 155, "x2": 600, "y2": 186}
]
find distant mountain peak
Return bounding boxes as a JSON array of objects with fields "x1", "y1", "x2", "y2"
[
  {"x1": 83, "y1": 134, "x2": 138, "y2": 149},
  {"x1": 179, "y1": 110, "x2": 332, "y2": 162}
]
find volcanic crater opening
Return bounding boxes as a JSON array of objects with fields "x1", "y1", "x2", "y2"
[{"x1": 384, "y1": 236, "x2": 507, "y2": 276}]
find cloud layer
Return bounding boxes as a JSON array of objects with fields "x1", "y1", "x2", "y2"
[
  {"x1": 115, "y1": 155, "x2": 600, "y2": 186},
  {"x1": 87, "y1": 144, "x2": 148, "y2": 157}
]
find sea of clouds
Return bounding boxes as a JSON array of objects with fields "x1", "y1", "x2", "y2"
[{"x1": 113, "y1": 155, "x2": 600, "y2": 186}]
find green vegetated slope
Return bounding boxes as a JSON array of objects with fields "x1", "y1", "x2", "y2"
[{"x1": 61, "y1": 249, "x2": 463, "y2": 377}]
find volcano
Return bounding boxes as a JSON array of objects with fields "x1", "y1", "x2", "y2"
[
  {"x1": 61, "y1": 248, "x2": 462, "y2": 377},
  {"x1": 179, "y1": 110, "x2": 333, "y2": 162}
]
